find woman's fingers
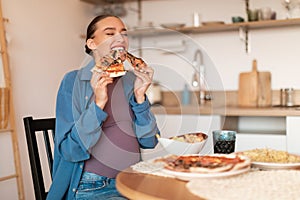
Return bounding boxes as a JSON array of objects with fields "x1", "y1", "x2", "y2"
[
  {"x1": 134, "y1": 66, "x2": 153, "y2": 80},
  {"x1": 91, "y1": 72, "x2": 101, "y2": 88},
  {"x1": 91, "y1": 72, "x2": 113, "y2": 89},
  {"x1": 97, "y1": 76, "x2": 113, "y2": 88}
]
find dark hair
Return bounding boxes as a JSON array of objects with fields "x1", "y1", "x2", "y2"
[{"x1": 85, "y1": 14, "x2": 120, "y2": 55}]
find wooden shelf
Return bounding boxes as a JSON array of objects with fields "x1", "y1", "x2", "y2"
[
  {"x1": 81, "y1": 0, "x2": 131, "y2": 4},
  {"x1": 129, "y1": 18, "x2": 300, "y2": 37},
  {"x1": 182, "y1": 18, "x2": 300, "y2": 33},
  {"x1": 80, "y1": 0, "x2": 154, "y2": 4}
]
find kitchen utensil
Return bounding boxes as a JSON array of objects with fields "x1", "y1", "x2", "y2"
[{"x1": 238, "y1": 60, "x2": 272, "y2": 107}]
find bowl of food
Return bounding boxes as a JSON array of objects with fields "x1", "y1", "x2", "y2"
[{"x1": 158, "y1": 132, "x2": 208, "y2": 155}]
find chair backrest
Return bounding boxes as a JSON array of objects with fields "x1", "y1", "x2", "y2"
[{"x1": 23, "y1": 116, "x2": 55, "y2": 200}]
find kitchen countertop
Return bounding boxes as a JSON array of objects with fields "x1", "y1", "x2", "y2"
[
  {"x1": 151, "y1": 103, "x2": 300, "y2": 117},
  {"x1": 152, "y1": 90, "x2": 300, "y2": 117}
]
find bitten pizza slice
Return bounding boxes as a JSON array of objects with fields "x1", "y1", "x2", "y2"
[{"x1": 92, "y1": 48, "x2": 127, "y2": 77}]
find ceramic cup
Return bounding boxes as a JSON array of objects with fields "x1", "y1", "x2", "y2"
[
  {"x1": 247, "y1": 9, "x2": 259, "y2": 21},
  {"x1": 259, "y1": 7, "x2": 272, "y2": 20}
]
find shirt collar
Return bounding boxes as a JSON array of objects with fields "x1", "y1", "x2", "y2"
[{"x1": 79, "y1": 59, "x2": 95, "y2": 81}]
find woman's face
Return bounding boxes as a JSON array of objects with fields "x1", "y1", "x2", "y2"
[{"x1": 87, "y1": 17, "x2": 129, "y2": 59}]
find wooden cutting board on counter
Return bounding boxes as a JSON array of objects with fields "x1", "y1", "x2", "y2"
[{"x1": 238, "y1": 60, "x2": 272, "y2": 107}]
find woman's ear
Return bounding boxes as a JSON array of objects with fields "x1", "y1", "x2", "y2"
[{"x1": 86, "y1": 38, "x2": 97, "y2": 50}]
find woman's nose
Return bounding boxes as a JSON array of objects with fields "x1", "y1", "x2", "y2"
[{"x1": 114, "y1": 33, "x2": 125, "y2": 43}]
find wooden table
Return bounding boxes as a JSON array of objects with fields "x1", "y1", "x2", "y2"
[{"x1": 116, "y1": 168, "x2": 202, "y2": 200}]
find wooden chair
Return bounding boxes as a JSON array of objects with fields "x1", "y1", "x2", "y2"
[{"x1": 23, "y1": 116, "x2": 55, "y2": 200}]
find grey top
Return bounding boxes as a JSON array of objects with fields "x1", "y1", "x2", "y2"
[{"x1": 84, "y1": 77, "x2": 140, "y2": 178}]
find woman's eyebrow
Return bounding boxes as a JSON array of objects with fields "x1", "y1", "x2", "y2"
[
  {"x1": 103, "y1": 27, "x2": 116, "y2": 31},
  {"x1": 103, "y1": 27, "x2": 127, "y2": 32}
]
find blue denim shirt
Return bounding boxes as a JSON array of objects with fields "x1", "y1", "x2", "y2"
[{"x1": 46, "y1": 60, "x2": 159, "y2": 200}]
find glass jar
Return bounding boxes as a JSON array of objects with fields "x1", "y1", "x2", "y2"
[{"x1": 285, "y1": 88, "x2": 294, "y2": 107}]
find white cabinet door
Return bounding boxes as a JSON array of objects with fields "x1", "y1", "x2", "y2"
[
  {"x1": 141, "y1": 114, "x2": 221, "y2": 160},
  {"x1": 235, "y1": 133, "x2": 287, "y2": 152},
  {"x1": 287, "y1": 116, "x2": 300, "y2": 154},
  {"x1": 235, "y1": 116, "x2": 287, "y2": 152}
]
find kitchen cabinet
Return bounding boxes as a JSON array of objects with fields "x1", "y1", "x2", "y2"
[
  {"x1": 235, "y1": 116, "x2": 300, "y2": 154},
  {"x1": 151, "y1": 101, "x2": 300, "y2": 154},
  {"x1": 236, "y1": 133, "x2": 286, "y2": 152},
  {"x1": 233, "y1": 116, "x2": 287, "y2": 152},
  {"x1": 150, "y1": 113, "x2": 296, "y2": 154},
  {"x1": 286, "y1": 116, "x2": 300, "y2": 154}
]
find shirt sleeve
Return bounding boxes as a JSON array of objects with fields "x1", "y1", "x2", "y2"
[
  {"x1": 54, "y1": 71, "x2": 107, "y2": 162},
  {"x1": 129, "y1": 94, "x2": 160, "y2": 149}
]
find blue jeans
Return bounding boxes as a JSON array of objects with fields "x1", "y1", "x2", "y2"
[{"x1": 75, "y1": 172, "x2": 127, "y2": 200}]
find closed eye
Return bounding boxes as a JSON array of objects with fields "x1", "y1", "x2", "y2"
[
  {"x1": 106, "y1": 32, "x2": 115, "y2": 36},
  {"x1": 121, "y1": 32, "x2": 128, "y2": 37}
]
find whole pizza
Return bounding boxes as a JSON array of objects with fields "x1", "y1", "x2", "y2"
[{"x1": 155, "y1": 154, "x2": 251, "y2": 173}]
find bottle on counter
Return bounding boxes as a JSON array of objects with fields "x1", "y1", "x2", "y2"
[
  {"x1": 285, "y1": 88, "x2": 294, "y2": 107},
  {"x1": 280, "y1": 88, "x2": 286, "y2": 106},
  {"x1": 182, "y1": 84, "x2": 190, "y2": 105}
]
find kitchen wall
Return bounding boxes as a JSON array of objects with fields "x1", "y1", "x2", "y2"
[
  {"x1": 0, "y1": 0, "x2": 93, "y2": 199},
  {"x1": 123, "y1": 0, "x2": 300, "y2": 91},
  {"x1": 0, "y1": 0, "x2": 299, "y2": 199}
]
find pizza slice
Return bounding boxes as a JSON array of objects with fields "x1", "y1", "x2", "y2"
[
  {"x1": 156, "y1": 154, "x2": 251, "y2": 174},
  {"x1": 126, "y1": 51, "x2": 148, "y2": 74},
  {"x1": 103, "y1": 58, "x2": 126, "y2": 78},
  {"x1": 92, "y1": 48, "x2": 127, "y2": 77}
]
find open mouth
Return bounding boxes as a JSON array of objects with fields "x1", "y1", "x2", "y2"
[{"x1": 111, "y1": 46, "x2": 125, "y2": 50}]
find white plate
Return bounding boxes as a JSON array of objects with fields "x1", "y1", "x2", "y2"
[
  {"x1": 251, "y1": 161, "x2": 300, "y2": 170},
  {"x1": 162, "y1": 166, "x2": 250, "y2": 181},
  {"x1": 159, "y1": 154, "x2": 251, "y2": 181}
]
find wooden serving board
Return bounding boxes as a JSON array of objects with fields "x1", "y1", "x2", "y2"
[
  {"x1": 257, "y1": 71, "x2": 272, "y2": 107},
  {"x1": 238, "y1": 60, "x2": 259, "y2": 107},
  {"x1": 238, "y1": 60, "x2": 272, "y2": 107}
]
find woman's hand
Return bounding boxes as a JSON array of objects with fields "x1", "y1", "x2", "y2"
[
  {"x1": 133, "y1": 64, "x2": 154, "y2": 104},
  {"x1": 90, "y1": 72, "x2": 113, "y2": 109}
]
